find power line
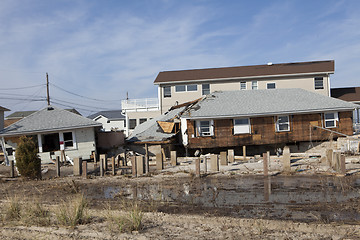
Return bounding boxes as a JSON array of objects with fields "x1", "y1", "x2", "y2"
[
  {"x1": 51, "y1": 97, "x2": 116, "y2": 110},
  {"x1": 0, "y1": 84, "x2": 46, "y2": 90},
  {"x1": 50, "y1": 83, "x2": 123, "y2": 102}
]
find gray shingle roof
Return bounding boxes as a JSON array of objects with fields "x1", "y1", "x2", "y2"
[
  {"x1": 183, "y1": 89, "x2": 359, "y2": 119},
  {"x1": 0, "y1": 105, "x2": 102, "y2": 136},
  {"x1": 88, "y1": 110, "x2": 125, "y2": 120},
  {"x1": 6, "y1": 109, "x2": 81, "y2": 119},
  {"x1": 127, "y1": 107, "x2": 185, "y2": 143}
]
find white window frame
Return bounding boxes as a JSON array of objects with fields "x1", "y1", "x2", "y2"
[
  {"x1": 252, "y1": 81, "x2": 258, "y2": 90},
  {"x1": 163, "y1": 86, "x2": 171, "y2": 98},
  {"x1": 62, "y1": 131, "x2": 77, "y2": 150},
  {"x1": 267, "y1": 82, "x2": 276, "y2": 89},
  {"x1": 129, "y1": 119, "x2": 137, "y2": 129},
  {"x1": 314, "y1": 77, "x2": 324, "y2": 90},
  {"x1": 240, "y1": 81, "x2": 246, "y2": 90},
  {"x1": 276, "y1": 115, "x2": 290, "y2": 132},
  {"x1": 233, "y1": 118, "x2": 251, "y2": 134},
  {"x1": 324, "y1": 112, "x2": 338, "y2": 128},
  {"x1": 196, "y1": 120, "x2": 214, "y2": 137},
  {"x1": 175, "y1": 85, "x2": 186, "y2": 92},
  {"x1": 202, "y1": 83, "x2": 210, "y2": 95}
]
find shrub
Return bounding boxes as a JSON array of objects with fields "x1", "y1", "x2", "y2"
[
  {"x1": 107, "y1": 201, "x2": 143, "y2": 233},
  {"x1": 15, "y1": 136, "x2": 41, "y2": 179},
  {"x1": 4, "y1": 196, "x2": 21, "y2": 221}
]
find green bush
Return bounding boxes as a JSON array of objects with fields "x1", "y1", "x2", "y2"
[{"x1": 15, "y1": 136, "x2": 41, "y2": 179}]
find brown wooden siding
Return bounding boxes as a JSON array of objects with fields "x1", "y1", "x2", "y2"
[{"x1": 187, "y1": 111, "x2": 353, "y2": 149}]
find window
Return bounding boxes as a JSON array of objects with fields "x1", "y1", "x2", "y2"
[
  {"x1": 267, "y1": 83, "x2": 276, "y2": 89},
  {"x1": 63, "y1": 132, "x2": 74, "y2": 148},
  {"x1": 276, "y1": 115, "x2": 290, "y2": 132},
  {"x1": 187, "y1": 84, "x2": 198, "y2": 91},
  {"x1": 240, "y1": 82, "x2": 246, "y2": 90},
  {"x1": 175, "y1": 85, "x2": 186, "y2": 92},
  {"x1": 129, "y1": 119, "x2": 137, "y2": 129},
  {"x1": 107, "y1": 120, "x2": 110, "y2": 123},
  {"x1": 234, "y1": 118, "x2": 251, "y2": 134},
  {"x1": 124, "y1": 120, "x2": 126, "y2": 127},
  {"x1": 252, "y1": 81, "x2": 258, "y2": 90},
  {"x1": 196, "y1": 120, "x2": 213, "y2": 136},
  {"x1": 164, "y1": 86, "x2": 171, "y2": 98},
  {"x1": 202, "y1": 84, "x2": 210, "y2": 95},
  {"x1": 315, "y1": 77, "x2": 324, "y2": 89},
  {"x1": 139, "y1": 118, "x2": 147, "y2": 124},
  {"x1": 324, "y1": 112, "x2": 338, "y2": 128}
]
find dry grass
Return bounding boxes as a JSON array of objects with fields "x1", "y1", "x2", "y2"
[
  {"x1": 4, "y1": 196, "x2": 21, "y2": 222},
  {"x1": 56, "y1": 194, "x2": 89, "y2": 227}
]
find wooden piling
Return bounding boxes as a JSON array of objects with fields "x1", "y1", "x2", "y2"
[
  {"x1": 228, "y1": 149, "x2": 234, "y2": 163},
  {"x1": 203, "y1": 156, "x2": 207, "y2": 173},
  {"x1": 131, "y1": 156, "x2": 137, "y2": 177},
  {"x1": 111, "y1": 156, "x2": 116, "y2": 176},
  {"x1": 171, "y1": 151, "x2": 177, "y2": 166},
  {"x1": 195, "y1": 157, "x2": 201, "y2": 177},
  {"x1": 326, "y1": 149, "x2": 333, "y2": 167},
  {"x1": 55, "y1": 156, "x2": 60, "y2": 177},
  {"x1": 282, "y1": 146, "x2": 291, "y2": 173},
  {"x1": 99, "y1": 157, "x2": 104, "y2": 177},
  {"x1": 136, "y1": 155, "x2": 144, "y2": 176},
  {"x1": 73, "y1": 157, "x2": 82, "y2": 176},
  {"x1": 267, "y1": 151, "x2": 270, "y2": 170},
  {"x1": 10, "y1": 160, "x2": 15, "y2": 178},
  {"x1": 210, "y1": 154, "x2": 219, "y2": 172},
  {"x1": 220, "y1": 151, "x2": 228, "y2": 166},
  {"x1": 263, "y1": 153, "x2": 268, "y2": 176},
  {"x1": 243, "y1": 146, "x2": 246, "y2": 161},
  {"x1": 156, "y1": 153, "x2": 163, "y2": 170},
  {"x1": 82, "y1": 160, "x2": 87, "y2": 178},
  {"x1": 340, "y1": 155, "x2": 346, "y2": 175},
  {"x1": 145, "y1": 144, "x2": 149, "y2": 173}
]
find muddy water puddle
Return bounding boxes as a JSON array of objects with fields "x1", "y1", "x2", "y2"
[{"x1": 86, "y1": 176, "x2": 360, "y2": 223}]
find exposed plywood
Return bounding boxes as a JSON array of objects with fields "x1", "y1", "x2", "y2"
[{"x1": 157, "y1": 121, "x2": 175, "y2": 133}]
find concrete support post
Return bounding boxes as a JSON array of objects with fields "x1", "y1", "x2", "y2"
[
  {"x1": 340, "y1": 155, "x2": 346, "y2": 175},
  {"x1": 210, "y1": 154, "x2": 219, "y2": 172},
  {"x1": 243, "y1": 146, "x2": 246, "y2": 161},
  {"x1": 325, "y1": 149, "x2": 333, "y2": 167},
  {"x1": 10, "y1": 160, "x2": 15, "y2": 178},
  {"x1": 195, "y1": 157, "x2": 201, "y2": 177},
  {"x1": 136, "y1": 155, "x2": 144, "y2": 176},
  {"x1": 111, "y1": 156, "x2": 116, "y2": 176},
  {"x1": 228, "y1": 149, "x2": 234, "y2": 163},
  {"x1": 145, "y1": 144, "x2": 149, "y2": 173},
  {"x1": 82, "y1": 160, "x2": 87, "y2": 178},
  {"x1": 263, "y1": 152, "x2": 268, "y2": 176},
  {"x1": 55, "y1": 156, "x2": 60, "y2": 177},
  {"x1": 131, "y1": 156, "x2": 137, "y2": 177},
  {"x1": 171, "y1": 151, "x2": 177, "y2": 166},
  {"x1": 282, "y1": 146, "x2": 291, "y2": 173},
  {"x1": 100, "y1": 157, "x2": 104, "y2": 177},
  {"x1": 73, "y1": 157, "x2": 82, "y2": 176},
  {"x1": 156, "y1": 153, "x2": 163, "y2": 170},
  {"x1": 220, "y1": 151, "x2": 228, "y2": 166}
]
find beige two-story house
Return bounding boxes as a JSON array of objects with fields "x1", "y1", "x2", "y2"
[{"x1": 154, "y1": 60, "x2": 334, "y2": 114}]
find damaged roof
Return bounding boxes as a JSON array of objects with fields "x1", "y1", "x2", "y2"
[
  {"x1": 154, "y1": 60, "x2": 334, "y2": 84},
  {"x1": 0, "y1": 105, "x2": 102, "y2": 136},
  {"x1": 127, "y1": 107, "x2": 186, "y2": 143},
  {"x1": 88, "y1": 110, "x2": 125, "y2": 120},
  {"x1": 183, "y1": 88, "x2": 358, "y2": 119}
]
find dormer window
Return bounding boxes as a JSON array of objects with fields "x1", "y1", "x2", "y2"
[{"x1": 315, "y1": 77, "x2": 324, "y2": 89}]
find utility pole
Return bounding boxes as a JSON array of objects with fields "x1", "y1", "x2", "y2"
[{"x1": 46, "y1": 72, "x2": 50, "y2": 105}]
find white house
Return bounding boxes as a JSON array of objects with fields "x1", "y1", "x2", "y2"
[
  {"x1": 0, "y1": 106, "x2": 102, "y2": 164},
  {"x1": 88, "y1": 110, "x2": 126, "y2": 132}
]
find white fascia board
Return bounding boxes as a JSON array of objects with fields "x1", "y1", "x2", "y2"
[
  {"x1": 154, "y1": 71, "x2": 334, "y2": 85},
  {"x1": 188, "y1": 107, "x2": 356, "y2": 120}
]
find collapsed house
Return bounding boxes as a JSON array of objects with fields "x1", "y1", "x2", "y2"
[{"x1": 180, "y1": 89, "x2": 358, "y2": 155}]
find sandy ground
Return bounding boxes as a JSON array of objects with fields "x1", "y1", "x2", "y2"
[{"x1": 1, "y1": 154, "x2": 360, "y2": 239}]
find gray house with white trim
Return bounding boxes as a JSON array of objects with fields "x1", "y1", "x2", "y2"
[{"x1": 0, "y1": 106, "x2": 102, "y2": 163}]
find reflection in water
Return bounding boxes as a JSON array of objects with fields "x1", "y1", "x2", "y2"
[{"x1": 101, "y1": 176, "x2": 360, "y2": 222}]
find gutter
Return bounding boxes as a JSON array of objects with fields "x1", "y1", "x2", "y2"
[{"x1": 154, "y1": 71, "x2": 334, "y2": 85}]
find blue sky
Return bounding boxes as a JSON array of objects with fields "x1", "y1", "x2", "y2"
[{"x1": 0, "y1": 0, "x2": 359, "y2": 115}]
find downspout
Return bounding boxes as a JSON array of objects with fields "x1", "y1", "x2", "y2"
[{"x1": 327, "y1": 74, "x2": 331, "y2": 97}]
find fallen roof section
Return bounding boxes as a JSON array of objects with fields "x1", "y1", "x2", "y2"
[
  {"x1": 0, "y1": 105, "x2": 102, "y2": 136},
  {"x1": 154, "y1": 60, "x2": 334, "y2": 84},
  {"x1": 182, "y1": 88, "x2": 358, "y2": 119}
]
